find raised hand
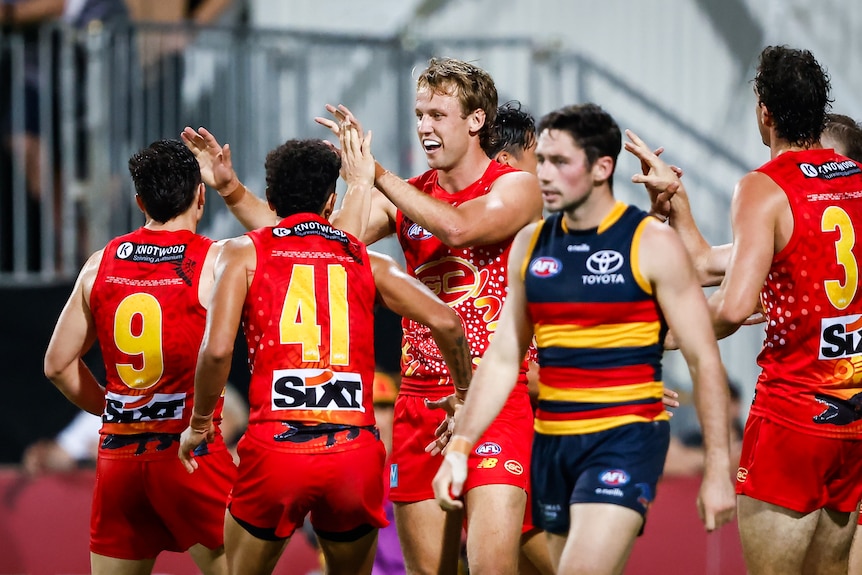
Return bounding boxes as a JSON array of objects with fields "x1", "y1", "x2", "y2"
[
  {"x1": 180, "y1": 126, "x2": 239, "y2": 192},
  {"x1": 315, "y1": 104, "x2": 364, "y2": 142},
  {"x1": 625, "y1": 129, "x2": 684, "y2": 220}
]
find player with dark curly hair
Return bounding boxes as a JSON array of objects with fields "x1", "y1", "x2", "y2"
[
  {"x1": 627, "y1": 45, "x2": 862, "y2": 574},
  {"x1": 179, "y1": 128, "x2": 473, "y2": 575}
]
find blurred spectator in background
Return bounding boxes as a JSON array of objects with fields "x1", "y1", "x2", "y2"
[
  {"x1": 22, "y1": 383, "x2": 248, "y2": 474},
  {"x1": 0, "y1": 0, "x2": 65, "y2": 271},
  {"x1": 124, "y1": 0, "x2": 235, "y2": 143},
  {"x1": 371, "y1": 370, "x2": 405, "y2": 575},
  {"x1": 663, "y1": 380, "x2": 744, "y2": 477}
]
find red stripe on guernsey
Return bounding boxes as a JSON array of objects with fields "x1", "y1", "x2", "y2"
[
  {"x1": 540, "y1": 364, "x2": 656, "y2": 388},
  {"x1": 529, "y1": 301, "x2": 659, "y2": 327},
  {"x1": 536, "y1": 401, "x2": 664, "y2": 421}
]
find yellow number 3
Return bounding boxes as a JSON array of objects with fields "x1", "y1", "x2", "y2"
[
  {"x1": 822, "y1": 206, "x2": 858, "y2": 311},
  {"x1": 113, "y1": 293, "x2": 165, "y2": 389}
]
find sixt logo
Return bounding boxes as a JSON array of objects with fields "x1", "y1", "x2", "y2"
[
  {"x1": 599, "y1": 469, "x2": 630, "y2": 486},
  {"x1": 530, "y1": 257, "x2": 561, "y2": 277},
  {"x1": 271, "y1": 369, "x2": 364, "y2": 412},
  {"x1": 819, "y1": 314, "x2": 862, "y2": 359},
  {"x1": 406, "y1": 223, "x2": 433, "y2": 240},
  {"x1": 103, "y1": 392, "x2": 186, "y2": 423},
  {"x1": 475, "y1": 442, "x2": 502, "y2": 456}
]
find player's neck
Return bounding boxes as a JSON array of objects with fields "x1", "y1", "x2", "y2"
[
  {"x1": 769, "y1": 134, "x2": 822, "y2": 159},
  {"x1": 435, "y1": 150, "x2": 492, "y2": 194},
  {"x1": 144, "y1": 211, "x2": 199, "y2": 234},
  {"x1": 562, "y1": 186, "x2": 617, "y2": 231}
]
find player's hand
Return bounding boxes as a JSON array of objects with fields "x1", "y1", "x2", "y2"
[
  {"x1": 339, "y1": 119, "x2": 374, "y2": 189},
  {"x1": 423, "y1": 394, "x2": 462, "y2": 455},
  {"x1": 180, "y1": 126, "x2": 239, "y2": 194},
  {"x1": 432, "y1": 450, "x2": 468, "y2": 511},
  {"x1": 662, "y1": 387, "x2": 679, "y2": 418},
  {"x1": 696, "y1": 470, "x2": 737, "y2": 532},
  {"x1": 315, "y1": 104, "x2": 364, "y2": 143},
  {"x1": 625, "y1": 129, "x2": 685, "y2": 220},
  {"x1": 178, "y1": 417, "x2": 214, "y2": 474}
]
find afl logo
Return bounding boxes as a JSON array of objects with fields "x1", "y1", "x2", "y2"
[
  {"x1": 530, "y1": 257, "x2": 561, "y2": 277},
  {"x1": 475, "y1": 442, "x2": 502, "y2": 456},
  {"x1": 586, "y1": 250, "x2": 624, "y2": 274},
  {"x1": 407, "y1": 223, "x2": 433, "y2": 240},
  {"x1": 116, "y1": 242, "x2": 134, "y2": 259},
  {"x1": 599, "y1": 469, "x2": 630, "y2": 486}
]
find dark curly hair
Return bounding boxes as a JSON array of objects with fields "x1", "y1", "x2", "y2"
[
  {"x1": 265, "y1": 139, "x2": 341, "y2": 218},
  {"x1": 417, "y1": 57, "x2": 498, "y2": 152},
  {"x1": 128, "y1": 139, "x2": 202, "y2": 224},
  {"x1": 484, "y1": 100, "x2": 537, "y2": 160},
  {"x1": 537, "y1": 103, "x2": 621, "y2": 189},
  {"x1": 754, "y1": 45, "x2": 833, "y2": 147}
]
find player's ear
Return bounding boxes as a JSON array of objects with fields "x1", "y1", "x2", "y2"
[
  {"x1": 468, "y1": 108, "x2": 486, "y2": 133},
  {"x1": 321, "y1": 191, "x2": 338, "y2": 219},
  {"x1": 135, "y1": 194, "x2": 146, "y2": 215},
  {"x1": 495, "y1": 151, "x2": 511, "y2": 166}
]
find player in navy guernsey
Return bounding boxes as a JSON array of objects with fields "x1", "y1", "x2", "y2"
[{"x1": 434, "y1": 103, "x2": 736, "y2": 575}]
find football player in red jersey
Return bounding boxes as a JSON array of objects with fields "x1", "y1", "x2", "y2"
[
  {"x1": 627, "y1": 46, "x2": 862, "y2": 575},
  {"x1": 179, "y1": 124, "x2": 472, "y2": 575},
  {"x1": 181, "y1": 58, "x2": 544, "y2": 574},
  {"x1": 44, "y1": 139, "x2": 236, "y2": 575}
]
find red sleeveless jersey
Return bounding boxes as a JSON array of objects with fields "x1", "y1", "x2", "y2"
[
  {"x1": 753, "y1": 149, "x2": 862, "y2": 437},
  {"x1": 243, "y1": 214, "x2": 377, "y2": 437},
  {"x1": 397, "y1": 161, "x2": 535, "y2": 396},
  {"x1": 90, "y1": 228, "x2": 222, "y2": 443}
]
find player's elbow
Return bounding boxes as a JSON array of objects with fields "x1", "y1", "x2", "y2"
[
  {"x1": 43, "y1": 352, "x2": 69, "y2": 385},
  {"x1": 713, "y1": 301, "x2": 752, "y2": 329},
  {"x1": 428, "y1": 305, "x2": 464, "y2": 342},
  {"x1": 199, "y1": 338, "x2": 235, "y2": 366},
  {"x1": 437, "y1": 223, "x2": 474, "y2": 249}
]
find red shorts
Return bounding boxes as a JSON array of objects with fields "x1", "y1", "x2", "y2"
[
  {"x1": 389, "y1": 385, "x2": 534, "y2": 530},
  {"x1": 90, "y1": 448, "x2": 236, "y2": 560},
  {"x1": 229, "y1": 432, "x2": 389, "y2": 540},
  {"x1": 736, "y1": 414, "x2": 862, "y2": 514}
]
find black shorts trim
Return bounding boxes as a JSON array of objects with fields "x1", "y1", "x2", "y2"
[
  {"x1": 314, "y1": 522, "x2": 375, "y2": 543},
  {"x1": 228, "y1": 505, "x2": 286, "y2": 542}
]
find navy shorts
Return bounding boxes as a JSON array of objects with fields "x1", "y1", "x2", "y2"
[{"x1": 531, "y1": 421, "x2": 669, "y2": 534}]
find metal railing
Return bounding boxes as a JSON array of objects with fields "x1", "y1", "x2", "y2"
[{"x1": 0, "y1": 21, "x2": 745, "y2": 283}]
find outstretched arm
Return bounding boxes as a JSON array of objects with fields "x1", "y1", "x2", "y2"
[
  {"x1": 370, "y1": 251, "x2": 472, "y2": 394},
  {"x1": 707, "y1": 171, "x2": 783, "y2": 338},
  {"x1": 639, "y1": 221, "x2": 736, "y2": 532},
  {"x1": 179, "y1": 237, "x2": 253, "y2": 472},
  {"x1": 624, "y1": 130, "x2": 728, "y2": 287},
  {"x1": 319, "y1": 104, "x2": 542, "y2": 248},
  {"x1": 431, "y1": 224, "x2": 536, "y2": 510},
  {"x1": 43, "y1": 251, "x2": 105, "y2": 415},
  {"x1": 181, "y1": 126, "x2": 278, "y2": 230}
]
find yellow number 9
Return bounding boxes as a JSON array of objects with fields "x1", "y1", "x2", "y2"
[
  {"x1": 114, "y1": 293, "x2": 165, "y2": 389},
  {"x1": 822, "y1": 206, "x2": 858, "y2": 311}
]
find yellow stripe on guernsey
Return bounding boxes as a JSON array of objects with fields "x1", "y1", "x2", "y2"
[
  {"x1": 535, "y1": 412, "x2": 669, "y2": 435},
  {"x1": 630, "y1": 218, "x2": 653, "y2": 295},
  {"x1": 538, "y1": 380, "x2": 664, "y2": 403},
  {"x1": 535, "y1": 321, "x2": 661, "y2": 349}
]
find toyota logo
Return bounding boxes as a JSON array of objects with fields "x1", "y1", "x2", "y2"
[{"x1": 586, "y1": 250, "x2": 624, "y2": 274}]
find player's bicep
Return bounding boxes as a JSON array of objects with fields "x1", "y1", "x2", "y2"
[{"x1": 452, "y1": 172, "x2": 542, "y2": 245}]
